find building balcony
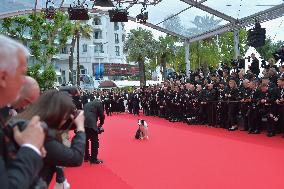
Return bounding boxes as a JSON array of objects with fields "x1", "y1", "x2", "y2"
[
  {"x1": 53, "y1": 54, "x2": 69, "y2": 61},
  {"x1": 93, "y1": 38, "x2": 105, "y2": 43},
  {"x1": 93, "y1": 25, "x2": 103, "y2": 30}
]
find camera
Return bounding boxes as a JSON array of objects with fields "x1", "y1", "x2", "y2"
[
  {"x1": 4, "y1": 119, "x2": 50, "y2": 161},
  {"x1": 60, "y1": 110, "x2": 80, "y2": 130},
  {"x1": 97, "y1": 125, "x2": 104, "y2": 134},
  {"x1": 261, "y1": 60, "x2": 270, "y2": 69},
  {"x1": 7, "y1": 119, "x2": 49, "y2": 135}
]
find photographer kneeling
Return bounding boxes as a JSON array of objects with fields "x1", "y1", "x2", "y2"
[
  {"x1": 83, "y1": 98, "x2": 105, "y2": 164},
  {"x1": 11, "y1": 90, "x2": 86, "y2": 187}
]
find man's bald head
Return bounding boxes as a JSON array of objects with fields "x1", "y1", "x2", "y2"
[{"x1": 12, "y1": 76, "x2": 40, "y2": 109}]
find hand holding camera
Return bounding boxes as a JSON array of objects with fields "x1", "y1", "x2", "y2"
[
  {"x1": 73, "y1": 110, "x2": 85, "y2": 132},
  {"x1": 13, "y1": 116, "x2": 45, "y2": 152},
  {"x1": 97, "y1": 124, "x2": 104, "y2": 134}
]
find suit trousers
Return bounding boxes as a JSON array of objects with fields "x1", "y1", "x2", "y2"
[{"x1": 85, "y1": 128, "x2": 99, "y2": 161}]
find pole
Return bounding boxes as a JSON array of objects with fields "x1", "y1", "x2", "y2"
[
  {"x1": 185, "y1": 41, "x2": 190, "y2": 77},
  {"x1": 234, "y1": 29, "x2": 240, "y2": 59}
]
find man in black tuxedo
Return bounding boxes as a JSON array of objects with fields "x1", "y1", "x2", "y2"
[
  {"x1": 83, "y1": 98, "x2": 105, "y2": 164},
  {"x1": 249, "y1": 53, "x2": 260, "y2": 76},
  {"x1": 0, "y1": 35, "x2": 45, "y2": 189}
]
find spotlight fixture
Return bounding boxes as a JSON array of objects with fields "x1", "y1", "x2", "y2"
[
  {"x1": 108, "y1": 8, "x2": 129, "y2": 22},
  {"x1": 136, "y1": 12, "x2": 148, "y2": 23},
  {"x1": 113, "y1": 0, "x2": 162, "y2": 6},
  {"x1": 68, "y1": 0, "x2": 90, "y2": 20},
  {"x1": 44, "y1": 0, "x2": 56, "y2": 19},
  {"x1": 136, "y1": 4, "x2": 148, "y2": 23},
  {"x1": 247, "y1": 21, "x2": 266, "y2": 48},
  {"x1": 93, "y1": 0, "x2": 114, "y2": 10}
]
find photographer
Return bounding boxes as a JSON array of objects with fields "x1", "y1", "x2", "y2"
[
  {"x1": 248, "y1": 53, "x2": 260, "y2": 76},
  {"x1": 273, "y1": 45, "x2": 284, "y2": 64},
  {"x1": 13, "y1": 90, "x2": 86, "y2": 187},
  {"x1": 0, "y1": 35, "x2": 45, "y2": 189},
  {"x1": 83, "y1": 98, "x2": 105, "y2": 164}
]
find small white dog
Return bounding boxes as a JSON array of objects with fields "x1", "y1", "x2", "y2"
[{"x1": 136, "y1": 119, "x2": 149, "y2": 140}]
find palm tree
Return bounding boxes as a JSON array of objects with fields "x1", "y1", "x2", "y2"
[
  {"x1": 156, "y1": 35, "x2": 178, "y2": 80},
  {"x1": 124, "y1": 28, "x2": 156, "y2": 87},
  {"x1": 69, "y1": 21, "x2": 92, "y2": 85},
  {"x1": 188, "y1": 15, "x2": 222, "y2": 35}
]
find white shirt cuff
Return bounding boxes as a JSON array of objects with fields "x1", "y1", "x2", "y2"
[{"x1": 22, "y1": 144, "x2": 41, "y2": 156}]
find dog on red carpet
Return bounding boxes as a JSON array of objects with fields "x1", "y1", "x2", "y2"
[{"x1": 135, "y1": 119, "x2": 149, "y2": 140}]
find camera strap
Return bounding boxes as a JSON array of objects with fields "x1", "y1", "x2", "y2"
[{"x1": 0, "y1": 115, "x2": 6, "y2": 157}]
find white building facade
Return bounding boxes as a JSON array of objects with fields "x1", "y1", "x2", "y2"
[{"x1": 55, "y1": 13, "x2": 127, "y2": 85}]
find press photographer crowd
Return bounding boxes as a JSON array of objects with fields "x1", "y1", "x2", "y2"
[
  {"x1": 0, "y1": 35, "x2": 104, "y2": 189},
  {"x1": 1, "y1": 33, "x2": 284, "y2": 189},
  {"x1": 82, "y1": 46, "x2": 284, "y2": 138}
]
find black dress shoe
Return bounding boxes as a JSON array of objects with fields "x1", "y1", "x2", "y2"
[
  {"x1": 228, "y1": 126, "x2": 238, "y2": 131},
  {"x1": 253, "y1": 130, "x2": 260, "y2": 134},
  {"x1": 90, "y1": 159, "x2": 103, "y2": 164},
  {"x1": 267, "y1": 132, "x2": 275, "y2": 137},
  {"x1": 84, "y1": 156, "x2": 90, "y2": 162}
]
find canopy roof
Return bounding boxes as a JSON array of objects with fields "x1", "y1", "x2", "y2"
[{"x1": 1, "y1": 0, "x2": 284, "y2": 42}]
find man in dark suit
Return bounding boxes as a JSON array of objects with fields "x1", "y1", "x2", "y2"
[
  {"x1": 0, "y1": 35, "x2": 45, "y2": 189},
  {"x1": 249, "y1": 53, "x2": 260, "y2": 76},
  {"x1": 83, "y1": 98, "x2": 105, "y2": 164}
]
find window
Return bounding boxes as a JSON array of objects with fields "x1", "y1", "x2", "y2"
[
  {"x1": 82, "y1": 44, "x2": 88, "y2": 52},
  {"x1": 114, "y1": 22, "x2": 119, "y2": 31},
  {"x1": 94, "y1": 43, "x2": 104, "y2": 53},
  {"x1": 93, "y1": 17, "x2": 101, "y2": 25},
  {"x1": 80, "y1": 69, "x2": 87, "y2": 75},
  {"x1": 115, "y1": 33, "x2": 119, "y2": 43},
  {"x1": 62, "y1": 70, "x2": 66, "y2": 84},
  {"x1": 115, "y1": 46, "x2": 120, "y2": 56},
  {"x1": 61, "y1": 46, "x2": 68, "y2": 54},
  {"x1": 122, "y1": 34, "x2": 126, "y2": 42},
  {"x1": 93, "y1": 30, "x2": 102, "y2": 39}
]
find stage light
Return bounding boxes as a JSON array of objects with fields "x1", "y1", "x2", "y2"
[
  {"x1": 136, "y1": 4, "x2": 148, "y2": 23},
  {"x1": 247, "y1": 21, "x2": 266, "y2": 48},
  {"x1": 68, "y1": 0, "x2": 90, "y2": 20},
  {"x1": 108, "y1": 9, "x2": 129, "y2": 22},
  {"x1": 44, "y1": 0, "x2": 56, "y2": 19},
  {"x1": 136, "y1": 12, "x2": 148, "y2": 23},
  {"x1": 93, "y1": 0, "x2": 114, "y2": 10}
]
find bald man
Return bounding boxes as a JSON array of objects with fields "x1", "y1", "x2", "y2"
[
  {"x1": 12, "y1": 76, "x2": 40, "y2": 110},
  {"x1": 0, "y1": 35, "x2": 44, "y2": 189}
]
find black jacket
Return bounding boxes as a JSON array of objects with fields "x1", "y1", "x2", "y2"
[
  {"x1": 39, "y1": 131, "x2": 86, "y2": 185},
  {"x1": 84, "y1": 100, "x2": 105, "y2": 131},
  {"x1": 250, "y1": 58, "x2": 260, "y2": 76},
  {"x1": 0, "y1": 115, "x2": 43, "y2": 189}
]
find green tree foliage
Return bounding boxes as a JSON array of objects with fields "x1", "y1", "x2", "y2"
[
  {"x1": 1, "y1": 12, "x2": 72, "y2": 65},
  {"x1": 68, "y1": 21, "x2": 92, "y2": 85},
  {"x1": 27, "y1": 64, "x2": 56, "y2": 89},
  {"x1": 124, "y1": 27, "x2": 156, "y2": 86},
  {"x1": 1, "y1": 12, "x2": 73, "y2": 86},
  {"x1": 256, "y1": 37, "x2": 284, "y2": 60},
  {"x1": 161, "y1": 14, "x2": 249, "y2": 73},
  {"x1": 218, "y1": 29, "x2": 248, "y2": 63},
  {"x1": 156, "y1": 35, "x2": 178, "y2": 80}
]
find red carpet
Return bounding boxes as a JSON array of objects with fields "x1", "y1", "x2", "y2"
[{"x1": 50, "y1": 114, "x2": 284, "y2": 189}]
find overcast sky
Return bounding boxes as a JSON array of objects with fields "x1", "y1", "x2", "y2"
[{"x1": 123, "y1": 0, "x2": 284, "y2": 42}]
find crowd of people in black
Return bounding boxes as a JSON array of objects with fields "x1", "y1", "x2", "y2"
[
  {"x1": 1, "y1": 33, "x2": 284, "y2": 189},
  {"x1": 78, "y1": 50, "x2": 284, "y2": 138}
]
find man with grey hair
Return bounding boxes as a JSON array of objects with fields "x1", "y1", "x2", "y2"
[
  {"x1": 0, "y1": 35, "x2": 45, "y2": 189},
  {"x1": 12, "y1": 76, "x2": 40, "y2": 111}
]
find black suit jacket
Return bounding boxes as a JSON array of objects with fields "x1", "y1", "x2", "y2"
[
  {"x1": 39, "y1": 131, "x2": 86, "y2": 185},
  {"x1": 250, "y1": 58, "x2": 260, "y2": 76},
  {"x1": 0, "y1": 115, "x2": 43, "y2": 189},
  {"x1": 84, "y1": 100, "x2": 105, "y2": 131}
]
